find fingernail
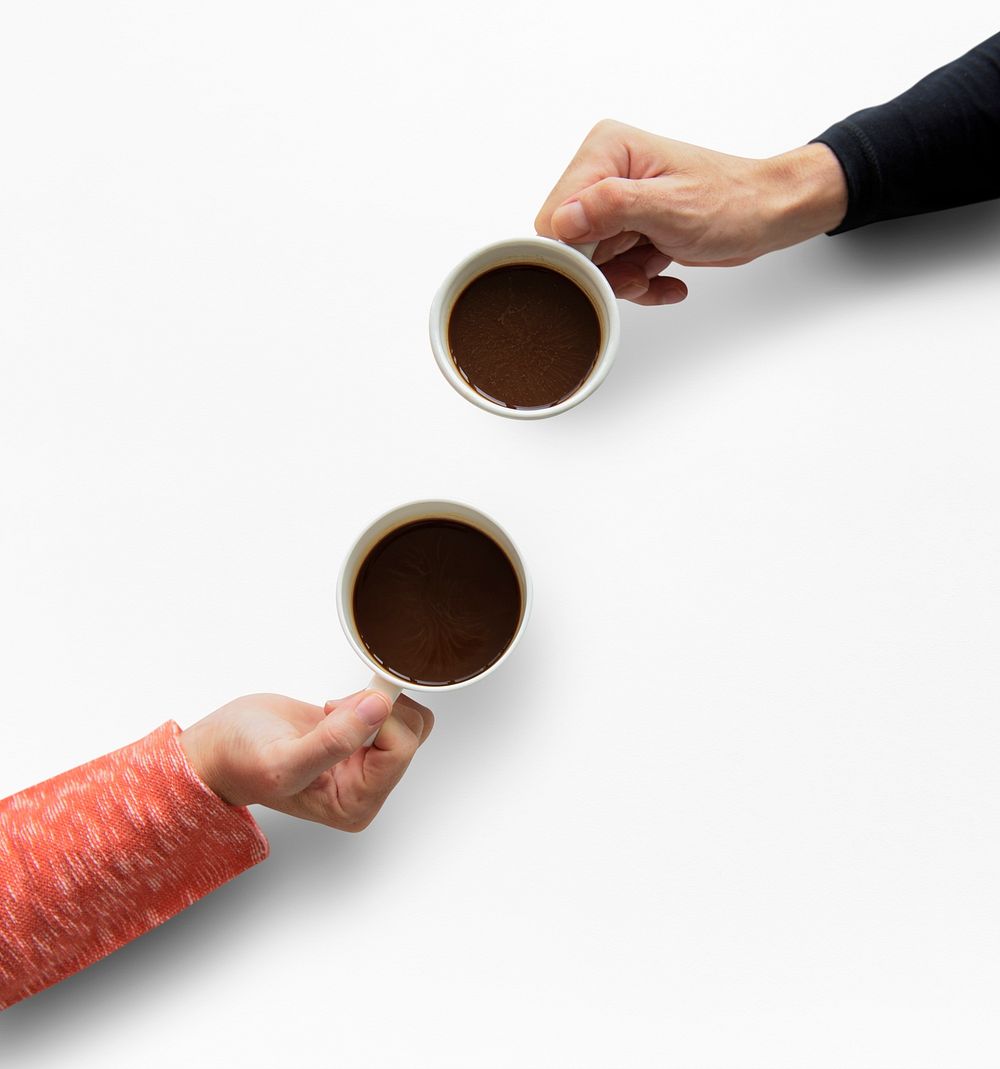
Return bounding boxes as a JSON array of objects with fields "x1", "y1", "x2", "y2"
[
  {"x1": 356, "y1": 693, "x2": 391, "y2": 727},
  {"x1": 552, "y1": 200, "x2": 590, "y2": 240}
]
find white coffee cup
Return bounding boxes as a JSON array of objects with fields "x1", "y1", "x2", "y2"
[
  {"x1": 429, "y1": 237, "x2": 619, "y2": 419},
  {"x1": 336, "y1": 499, "x2": 532, "y2": 705}
]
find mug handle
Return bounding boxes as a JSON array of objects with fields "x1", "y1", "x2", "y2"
[
  {"x1": 361, "y1": 673, "x2": 403, "y2": 746},
  {"x1": 571, "y1": 240, "x2": 598, "y2": 260},
  {"x1": 365, "y1": 673, "x2": 402, "y2": 705}
]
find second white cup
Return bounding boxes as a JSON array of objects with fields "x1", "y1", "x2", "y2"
[
  {"x1": 429, "y1": 236, "x2": 620, "y2": 419},
  {"x1": 336, "y1": 499, "x2": 532, "y2": 706}
]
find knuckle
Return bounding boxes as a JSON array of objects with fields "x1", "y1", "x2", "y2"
[
  {"x1": 593, "y1": 178, "x2": 628, "y2": 215},
  {"x1": 321, "y1": 722, "x2": 355, "y2": 759},
  {"x1": 603, "y1": 177, "x2": 641, "y2": 219},
  {"x1": 590, "y1": 117, "x2": 621, "y2": 140}
]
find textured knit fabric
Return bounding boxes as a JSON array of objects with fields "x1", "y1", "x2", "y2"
[
  {"x1": 0, "y1": 722, "x2": 269, "y2": 1009},
  {"x1": 813, "y1": 32, "x2": 1000, "y2": 233}
]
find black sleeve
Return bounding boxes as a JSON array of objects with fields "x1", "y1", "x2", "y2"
[{"x1": 811, "y1": 32, "x2": 1000, "y2": 233}]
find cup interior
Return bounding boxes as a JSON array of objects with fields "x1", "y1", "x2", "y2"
[
  {"x1": 337, "y1": 499, "x2": 532, "y2": 692},
  {"x1": 430, "y1": 237, "x2": 620, "y2": 420}
]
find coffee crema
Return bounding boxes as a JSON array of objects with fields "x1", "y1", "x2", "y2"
[
  {"x1": 447, "y1": 263, "x2": 601, "y2": 410},
  {"x1": 352, "y1": 518, "x2": 522, "y2": 686}
]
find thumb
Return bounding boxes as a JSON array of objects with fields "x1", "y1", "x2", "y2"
[
  {"x1": 550, "y1": 177, "x2": 656, "y2": 244},
  {"x1": 273, "y1": 691, "x2": 392, "y2": 790}
]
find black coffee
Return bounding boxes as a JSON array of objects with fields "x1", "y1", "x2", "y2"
[
  {"x1": 352, "y1": 518, "x2": 522, "y2": 686},
  {"x1": 448, "y1": 263, "x2": 601, "y2": 409}
]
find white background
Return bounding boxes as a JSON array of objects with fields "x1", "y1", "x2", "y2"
[{"x1": 1, "y1": 2, "x2": 998, "y2": 1066}]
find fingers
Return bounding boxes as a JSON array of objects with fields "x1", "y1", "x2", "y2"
[
  {"x1": 374, "y1": 694, "x2": 434, "y2": 750},
  {"x1": 601, "y1": 243, "x2": 668, "y2": 290},
  {"x1": 597, "y1": 243, "x2": 688, "y2": 305},
  {"x1": 334, "y1": 696, "x2": 435, "y2": 831},
  {"x1": 625, "y1": 275, "x2": 690, "y2": 306},
  {"x1": 534, "y1": 119, "x2": 635, "y2": 239},
  {"x1": 321, "y1": 693, "x2": 433, "y2": 746},
  {"x1": 534, "y1": 119, "x2": 691, "y2": 306},
  {"x1": 550, "y1": 175, "x2": 667, "y2": 246},
  {"x1": 592, "y1": 230, "x2": 644, "y2": 266},
  {"x1": 270, "y1": 690, "x2": 392, "y2": 793},
  {"x1": 367, "y1": 697, "x2": 433, "y2": 787}
]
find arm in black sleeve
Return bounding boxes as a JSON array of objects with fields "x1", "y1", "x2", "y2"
[{"x1": 812, "y1": 32, "x2": 1000, "y2": 233}]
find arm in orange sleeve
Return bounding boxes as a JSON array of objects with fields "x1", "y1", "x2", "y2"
[{"x1": 0, "y1": 721, "x2": 269, "y2": 1010}]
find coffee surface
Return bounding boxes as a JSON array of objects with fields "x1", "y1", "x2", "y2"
[
  {"x1": 353, "y1": 519, "x2": 522, "y2": 686},
  {"x1": 448, "y1": 264, "x2": 601, "y2": 409}
]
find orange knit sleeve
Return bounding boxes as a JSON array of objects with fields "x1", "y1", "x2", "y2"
[{"x1": 0, "y1": 722, "x2": 269, "y2": 1009}]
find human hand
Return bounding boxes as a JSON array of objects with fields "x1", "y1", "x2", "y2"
[
  {"x1": 535, "y1": 119, "x2": 848, "y2": 304},
  {"x1": 179, "y1": 691, "x2": 433, "y2": 830}
]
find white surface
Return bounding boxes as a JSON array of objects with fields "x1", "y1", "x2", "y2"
[{"x1": 1, "y1": 3, "x2": 998, "y2": 1067}]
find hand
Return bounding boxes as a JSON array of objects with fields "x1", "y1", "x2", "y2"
[
  {"x1": 179, "y1": 691, "x2": 433, "y2": 831},
  {"x1": 535, "y1": 119, "x2": 848, "y2": 304}
]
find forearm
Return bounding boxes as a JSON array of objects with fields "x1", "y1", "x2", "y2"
[
  {"x1": 812, "y1": 32, "x2": 1000, "y2": 232},
  {"x1": 0, "y1": 722, "x2": 268, "y2": 1010},
  {"x1": 755, "y1": 142, "x2": 849, "y2": 253}
]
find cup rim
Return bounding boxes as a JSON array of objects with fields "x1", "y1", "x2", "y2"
[
  {"x1": 429, "y1": 236, "x2": 620, "y2": 420},
  {"x1": 336, "y1": 498, "x2": 533, "y2": 693}
]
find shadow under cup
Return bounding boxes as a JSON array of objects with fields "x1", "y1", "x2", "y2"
[
  {"x1": 337, "y1": 500, "x2": 532, "y2": 695},
  {"x1": 430, "y1": 237, "x2": 620, "y2": 420}
]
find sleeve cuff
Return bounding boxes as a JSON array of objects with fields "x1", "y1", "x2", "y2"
[
  {"x1": 1, "y1": 722, "x2": 269, "y2": 1009},
  {"x1": 811, "y1": 121, "x2": 883, "y2": 234}
]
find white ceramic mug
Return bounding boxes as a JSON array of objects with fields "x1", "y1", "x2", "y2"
[
  {"x1": 336, "y1": 499, "x2": 532, "y2": 705},
  {"x1": 429, "y1": 237, "x2": 619, "y2": 419}
]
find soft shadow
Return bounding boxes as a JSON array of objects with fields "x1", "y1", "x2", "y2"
[
  {"x1": 0, "y1": 871, "x2": 261, "y2": 1039},
  {"x1": 824, "y1": 197, "x2": 1000, "y2": 277},
  {"x1": 0, "y1": 812, "x2": 377, "y2": 1044},
  {"x1": 396, "y1": 625, "x2": 545, "y2": 819},
  {"x1": 0, "y1": 647, "x2": 544, "y2": 1040},
  {"x1": 595, "y1": 198, "x2": 1000, "y2": 410}
]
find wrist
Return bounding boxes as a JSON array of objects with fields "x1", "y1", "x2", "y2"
[
  {"x1": 179, "y1": 719, "x2": 229, "y2": 803},
  {"x1": 757, "y1": 143, "x2": 848, "y2": 252}
]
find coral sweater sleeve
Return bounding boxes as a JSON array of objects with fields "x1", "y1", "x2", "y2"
[{"x1": 0, "y1": 722, "x2": 269, "y2": 1010}]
